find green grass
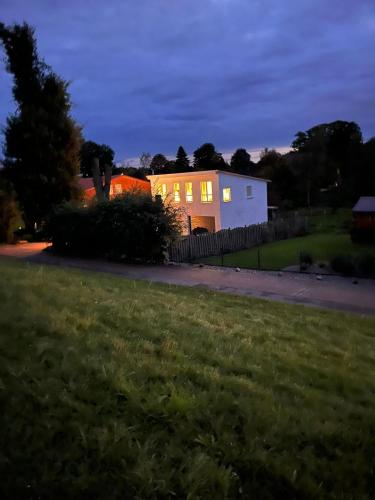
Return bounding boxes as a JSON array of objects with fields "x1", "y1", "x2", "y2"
[
  {"x1": 1, "y1": 258, "x2": 375, "y2": 499},
  {"x1": 307, "y1": 208, "x2": 352, "y2": 233},
  {"x1": 201, "y1": 233, "x2": 375, "y2": 270}
]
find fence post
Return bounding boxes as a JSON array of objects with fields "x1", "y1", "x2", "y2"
[{"x1": 257, "y1": 247, "x2": 261, "y2": 269}]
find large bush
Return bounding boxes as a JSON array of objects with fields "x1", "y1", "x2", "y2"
[{"x1": 47, "y1": 193, "x2": 181, "y2": 263}]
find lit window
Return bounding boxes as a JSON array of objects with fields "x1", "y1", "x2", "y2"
[
  {"x1": 200, "y1": 181, "x2": 213, "y2": 203},
  {"x1": 109, "y1": 185, "x2": 113, "y2": 196},
  {"x1": 223, "y1": 187, "x2": 231, "y2": 202},
  {"x1": 246, "y1": 185, "x2": 252, "y2": 198},
  {"x1": 173, "y1": 183, "x2": 180, "y2": 202},
  {"x1": 156, "y1": 183, "x2": 167, "y2": 200},
  {"x1": 114, "y1": 184, "x2": 122, "y2": 195},
  {"x1": 185, "y1": 182, "x2": 193, "y2": 203}
]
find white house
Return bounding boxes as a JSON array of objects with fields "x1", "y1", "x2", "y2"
[{"x1": 147, "y1": 170, "x2": 269, "y2": 233}]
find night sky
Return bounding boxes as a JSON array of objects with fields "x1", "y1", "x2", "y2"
[{"x1": 1, "y1": 0, "x2": 375, "y2": 163}]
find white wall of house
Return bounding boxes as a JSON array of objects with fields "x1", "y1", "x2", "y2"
[
  {"x1": 218, "y1": 172, "x2": 268, "y2": 229},
  {"x1": 147, "y1": 170, "x2": 268, "y2": 233}
]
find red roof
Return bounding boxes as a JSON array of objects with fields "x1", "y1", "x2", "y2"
[{"x1": 78, "y1": 174, "x2": 150, "y2": 200}]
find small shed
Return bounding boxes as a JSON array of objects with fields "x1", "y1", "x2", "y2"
[{"x1": 352, "y1": 197, "x2": 375, "y2": 230}]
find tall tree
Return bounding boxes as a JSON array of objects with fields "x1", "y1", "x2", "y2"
[
  {"x1": 175, "y1": 146, "x2": 190, "y2": 172},
  {"x1": 0, "y1": 23, "x2": 83, "y2": 231},
  {"x1": 150, "y1": 154, "x2": 168, "y2": 174},
  {"x1": 230, "y1": 148, "x2": 253, "y2": 175},
  {"x1": 80, "y1": 141, "x2": 114, "y2": 177},
  {"x1": 291, "y1": 121, "x2": 363, "y2": 203},
  {"x1": 193, "y1": 143, "x2": 226, "y2": 170}
]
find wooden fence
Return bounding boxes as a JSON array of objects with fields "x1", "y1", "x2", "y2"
[{"x1": 168, "y1": 216, "x2": 308, "y2": 263}]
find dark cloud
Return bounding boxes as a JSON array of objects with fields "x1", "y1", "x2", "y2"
[{"x1": 1, "y1": 0, "x2": 374, "y2": 161}]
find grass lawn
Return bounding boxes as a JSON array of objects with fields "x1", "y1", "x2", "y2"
[
  {"x1": 1, "y1": 258, "x2": 375, "y2": 499},
  {"x1": 200, "y1": 233, "x2": 375, "y2": 270},
  {"x1": 307, "y1": 208, "x2": 352, "y2": 233}
]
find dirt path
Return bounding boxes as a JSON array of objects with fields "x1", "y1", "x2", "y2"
[{"x1": 1, "y1": 242, "x2": 375, "y2": 315}]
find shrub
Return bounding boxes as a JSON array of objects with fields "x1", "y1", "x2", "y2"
[
  {"x1": 351, "y1": 227, "x2": 375, "y2": 244},
  {"x1": 330, "y1": 255, "x2": 356, "y2": 275},
  {"x1": 0, "y1": 177, "x2": 23, "y2": 243},
  {"x1": 356, "y1": 254, "x2": 375, "y2": 276},
  {"x1": 299, "y1": 251, "x2": 313, "y2": 267},
  {"x1": 192, "y1": 226, "x2": 209, "y2": 235},
  {"x1": 47, "y1": 193, "x2": 181, "y2": 263}
]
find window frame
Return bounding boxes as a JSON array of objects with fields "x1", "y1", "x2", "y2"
[
  {"x1": 246, "y1": 185, "x2": 253, "y2": 198},
  {"x1": 185, "y1": 182, "x2": 193, "y2": 203},
  {"x1": 173, "y1": 182, "x2": 181, "y2": 202},
  {"x1": 156, "y1": 183, "x2": 167, "y2": 201},
  {"x1": 222, "y1": 187, "x2": 231, "y2": 203},
  {"x1": 200, "y1": 181, "x2": 213, "y2": 203}
]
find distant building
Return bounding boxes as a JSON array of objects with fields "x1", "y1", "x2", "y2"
[
  {"x1": 79, "y1": 174, "x2": 150, "y2": 202},
  {"x1": 147, "y1": 170, "x2": 269, "y2": 233}
]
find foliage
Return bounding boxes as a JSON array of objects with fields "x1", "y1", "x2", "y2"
[
  {"x1": 330, "y1": 254, "x2": 356, "y2": 275},
  {"x1": 193, "y1": 143, "x2": 227, "y2": 170},
  {"x1": 1, "y1": 259, "x2": 375, "y2": 499},
  {"x1": 175, "y1": 145, "x2": 190, "y2": 172},
  {"x1": 47, "y1": 193, "x2": 181, "y2": 263},
  {"x1": 150, "y1": 153, "x2": 168, "y2": 174},
  {"x1": 299, "y1": 251, "x2": 313, "y2": 269},
  {"x1": 80, "y1": 141, "x2": 114, "y2": 177},
  {"x1": 254, "y1": 149, "x2": 297, "y2": 209},
  {"x1": 0, "y1": 177, "x2": 22, "y2": 243},
  {"x1": 192, "y1": 226, "x2": 209, "y2": 235},
  {"x1": 0, "y1": 23, "x2": 83, "y2": 231},
  {"x1": 356, "y1": 253, "x2": 375, "y2": 276},
  {"x1": 230, "y1": 148, "x2": 254, "y2": 175},
  {"x1": 351, "y1": 227, "x2": 375, "y2": 244}
]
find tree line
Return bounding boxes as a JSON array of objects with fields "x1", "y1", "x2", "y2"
[
  {"x1": 111, "y1": 121, "x2": 374, "y2": 209},
  {"x1": 1, "y1": 22, "x2": 374, "y2": 243}
]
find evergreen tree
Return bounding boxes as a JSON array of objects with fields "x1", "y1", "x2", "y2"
[
  {"x1": 0, "y1": 23, "x2": 83, "y2": 231},
  {"x1": 175, "y1": 146, "x2": 190, "y2": 172}
]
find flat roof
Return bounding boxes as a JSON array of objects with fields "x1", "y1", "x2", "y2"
[
  {"x1": 147, "y1": 169, "x2": 270, "y2": 183},
  {"x1": 353, "y1": 196, "x2": 375, "y2": 213}
]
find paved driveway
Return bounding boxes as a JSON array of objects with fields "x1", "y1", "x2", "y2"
[{"x1": 1, "y1": 242, "x2": 375, "y2": 315}]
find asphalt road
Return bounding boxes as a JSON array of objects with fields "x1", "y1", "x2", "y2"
[{"x1": 1, "y1": 242, "x2": 375, "y2": 316}]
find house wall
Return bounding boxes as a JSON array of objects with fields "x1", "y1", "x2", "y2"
[
  {"x1": 148, "y1": 172, "x2": 222, "y2": 232},
  {"x1": 218, "y1": 172, "x2": 268, "y2": 229},
  {"x1": 354, "y1": 212, "x2": 375, "y2": 229},
  {"x1": 148, "y1": 171, "x2": 268, "y2": 233}
]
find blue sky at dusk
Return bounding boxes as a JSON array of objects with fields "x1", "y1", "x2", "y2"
[{"x1": 1, "y1": 0, "x2": 375, "y2": 163}]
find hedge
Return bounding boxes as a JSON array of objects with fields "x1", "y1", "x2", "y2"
[{"x1": 47, "y1": 193, "x2": 180, "y2": 263}]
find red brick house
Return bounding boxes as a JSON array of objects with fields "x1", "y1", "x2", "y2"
[{"x1": 79, "y1": 174, "x2": 151, "y2": 202}]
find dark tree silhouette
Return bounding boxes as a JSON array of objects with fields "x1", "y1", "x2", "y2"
[
  {"x1": 80, "y1": 141, "x2": 114, "y2": 177},
  {"x1": 230, "y1": 148, "x2": 254, "y2": 175},
  {"x1": 150, "y1": 154, "x2": 168, "y2": 174},
  {"x1": 0, "y1": 22, "x2": 82, "y2": 231},
  {"x1": 175, "y1": 146, "x2": 190, "y2": 172},
  {"x1": 193, "y1": 143, "x2": 226, "y2": 170}
]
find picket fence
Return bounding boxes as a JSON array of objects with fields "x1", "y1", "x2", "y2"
[{"x1": 168, "y1": 216, "x2": 308, "y2": 263}]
